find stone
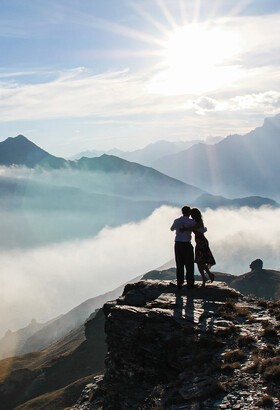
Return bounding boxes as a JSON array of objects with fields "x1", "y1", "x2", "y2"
[{"x1": 73, "y1": 280, "x2": 280, "y2": 409}]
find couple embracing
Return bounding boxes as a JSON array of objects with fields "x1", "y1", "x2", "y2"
[{"x1": 170, "y1": 205, "x2": 215, "y2": 290}]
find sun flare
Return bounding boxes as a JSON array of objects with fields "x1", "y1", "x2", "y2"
[{"x1": 149, "y1": 23, "x2": 242, "y2": 95}]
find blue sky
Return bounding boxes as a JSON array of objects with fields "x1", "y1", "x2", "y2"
[{"x1": 0, "y1": 0, "x2": 280, "y2": 156}]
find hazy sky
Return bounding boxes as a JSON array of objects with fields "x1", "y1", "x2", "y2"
[
  {"x1": 1, "y1": 204, "x2": 280, "y2": 337},
  {"x1": 0, "y1": 0, "x2": 280, "y2": 156}
]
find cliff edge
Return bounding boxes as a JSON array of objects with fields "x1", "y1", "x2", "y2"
[{"x1": 73, "y1": 280, "x2": 280, "y2": 409}]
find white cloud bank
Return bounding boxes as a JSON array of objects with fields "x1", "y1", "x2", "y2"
[
  {"x1": 0, "y1": 67, "x2": 279, "y2": 126},
  {"x1": 1, "y1": 205, "x2": 280, "y2": 337},
  {"x1": 0, "y1": 206, "x2": 175, "y2": 336}
]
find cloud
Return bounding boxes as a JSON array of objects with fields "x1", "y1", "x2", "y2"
[
  {"x1": 1, "y1": 205, "x2": 280, "y2": 338},
  {"x1": 0, "y1": 67, "x2": 185, "y2": 122},
  {"x1": 229, "y1": 13, "x2": 280, "y2": 69},
  {"x1": 190, "y1": 96, "x2": 218, "y2": 115},
  {"x1": 204, "y1": 206, "x2": 280, "y2": 274},
  {"x1": 229, "y1": 91, "x2": 280, "y2": 112},
  {"x1": 0, "y1": 206, "x2": 175, "y2": 336},
  {"x1": 189, "y1": 91, "x2": 280, "y2": 115}
]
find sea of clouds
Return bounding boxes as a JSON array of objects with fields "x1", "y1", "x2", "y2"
[{"x1": 0, "y1": 205, "x2": 280, "y2": 337}]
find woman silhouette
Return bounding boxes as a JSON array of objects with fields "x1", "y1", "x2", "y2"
[{"x1": 190, "y1": 208, "x2": 216, "y2": 286}]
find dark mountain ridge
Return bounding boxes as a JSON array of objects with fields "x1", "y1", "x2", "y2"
[
  {"x1": 193, "y1": 192, "x2": 279, "y2": 210},
  {"x1": 0, "y1": 135, "x2": 67, "y2": 168},
  {"x1": 0, "y1": 135, "x2": 204, "y2": 203},
  {"x1": 0, "y1": 317, "x2": 61, "y2": 361}
]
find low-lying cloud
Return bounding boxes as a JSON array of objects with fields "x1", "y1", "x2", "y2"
[{"x1": 0, "y1": 206, "x2": 175, "y2": 336}]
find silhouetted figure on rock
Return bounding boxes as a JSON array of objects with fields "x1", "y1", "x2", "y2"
[
  {"x1": 171, "y1": 205, "x2": 207, "y2": 290},
  {"x1": 190, "y1": 208, "x2": 216, "y2": 286},
  {"x1": 250, "y1": 259, "x2": 263, "y2": 272},
  {"x1": 171, "y1": 206, "x2": 196, "y2": 290}
]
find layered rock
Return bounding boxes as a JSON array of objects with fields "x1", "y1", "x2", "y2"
[{"x1": 72, "y1": 280, "x2": 280, "y2": 409}]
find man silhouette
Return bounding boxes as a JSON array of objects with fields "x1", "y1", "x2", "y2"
[{"x1": 170, "y1": 206, "x2": 199, "y2": 289}]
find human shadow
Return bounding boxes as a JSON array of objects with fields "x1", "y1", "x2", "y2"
[{"x1": 174, "y1": 290, "x2": 195, "y2": 331}]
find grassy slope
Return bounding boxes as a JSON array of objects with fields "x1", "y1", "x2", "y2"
[
  {"x1": 0, "y1": 310, "x2": 106, "y2": 409},
  {"x1": 0, "y1": 325, "x2": 85, "y2": 383},
  {"x1": 15, "y1": 374, "x2": 96, "y2": 410}
]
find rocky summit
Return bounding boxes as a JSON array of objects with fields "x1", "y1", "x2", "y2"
[{"x1": 72, "y1": 280, "x2": 280, "y2": 409}]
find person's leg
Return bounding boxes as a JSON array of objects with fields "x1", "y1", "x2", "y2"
[
  {"x1": 175, "y1": 242, "x2": 184, "y2": 287},
  {"x1": 185, "y1": 243, "x2": 194, "y2": 287},
  {"x1": 197, "y1": 263, "x2": 207, "y2": 285},
  {"x1": 202, "y1": 263, "x2": 215, "y2": 282}
]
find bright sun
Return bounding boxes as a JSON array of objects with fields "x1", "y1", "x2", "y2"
[{"x1": 149, "y1": 23, "x2": 242, "y2": 95}]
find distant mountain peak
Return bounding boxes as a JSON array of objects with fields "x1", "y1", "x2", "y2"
[
  {"x1": 0, "y1": 134, "x2": 67, "y2": 168},
  {"x1": 7, "y1": 134, "x2": 34, "y2": 143},
  {"x1": 14, "y1": 134, "x2": 28, "y2": 140},
  {"x1": 5, "y1": 134, "x2": 41, "y2": 148}
]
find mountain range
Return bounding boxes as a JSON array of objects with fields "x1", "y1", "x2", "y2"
[
  {"x1": 0, "y1": 129, "x2": 278, "y2": 250},
  {"x1": 152, "y1": 114, "x2": 280, "y2": 199},
  {"x1": 69, "y1": 136, "x2": 223, "y2": 164},
  {"x1": 1, "y1": 133, "x2": 278, "y2": 210},
  {"x1": 0, "y1": 135, "x2": 203, "y2": 203}
]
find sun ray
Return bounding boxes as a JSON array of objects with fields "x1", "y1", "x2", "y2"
[
  {"x1": 207, "y1": 0, "x2": 225, "y2": 21},
  {"x1": 192, "y1": 0, "x2": 202, "y2": 23},
  {"x1": 179, "y1": 0, "x2": 189, "y2": 26},
  {"x1": 228, "y1": 0, "x2": 255, "y2": 17},
  {"x1": 85, "y1": 14, "x2": 166, "y2": 48},
  {"x1": 48, "y1": 3, "x2": 167, "y2": 48},
  {"x1": 156, "y1": 0, "x2": 178, "y2": 29},
  {"x1": 128, "y1": 1, "x2": 169, "y2": 35}
]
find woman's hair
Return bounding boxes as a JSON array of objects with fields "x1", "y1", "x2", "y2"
[{"x1": 190, "y1": 208, "x2": 203, "y2": 223}]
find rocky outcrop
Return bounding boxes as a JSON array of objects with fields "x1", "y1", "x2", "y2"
[
  {"x1": 73, "y1": 280, "x2": 280, "y2": 409},
  {"x1": 144, "y1": 265, "x2": 280, "y2": 301}
]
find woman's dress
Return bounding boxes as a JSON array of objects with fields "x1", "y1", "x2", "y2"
[{"x1": 194, "y1": 230, "x2": 216, "y2": 267}]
